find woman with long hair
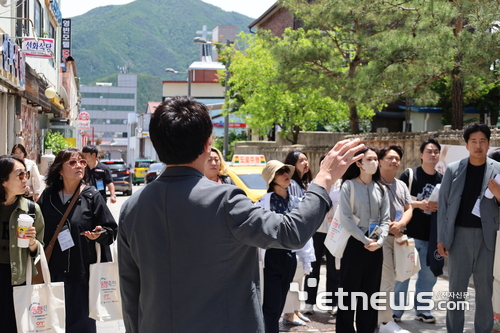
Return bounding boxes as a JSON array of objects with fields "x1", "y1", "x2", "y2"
[
  {"x1": 281, "y1": 149, "x2": 316, "y2": 325},
  {"x1": 284, "y1": 150, "x2": 313, "y2": 197},
  {"x1": 204, "y1": 147, "x2": 235, "y2": 184},
  {"x1": 37, "y1": 148, "x2": 117, "y2": 333},
  {"x1": 0, "y1": 155, "x2": 44, "y2": 332},
  {"x1": 336, "y1": 147, "x2": 390, "y2": 333},
  {"x1": 11, "y1": 144, "x2": 43, "y2": 202}
]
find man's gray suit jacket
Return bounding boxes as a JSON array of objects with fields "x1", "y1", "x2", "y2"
[
  {"x1": 118, "y1": 166, "x2": 332, "y2": 333},
  {"x1": 437, "y1": 157, "x2": 500, "y2": 251}
]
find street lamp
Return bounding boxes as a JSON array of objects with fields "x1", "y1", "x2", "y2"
[
  {"x1": 193, "y1": 37, "x2": 232, "y2": 161},
  {"x1": 165, "y1": 67, "x2": 191, "y2": 97}
]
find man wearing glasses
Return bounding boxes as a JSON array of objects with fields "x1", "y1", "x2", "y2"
[{"x1": 82, "y1": 145, "x2": 116, "y2": 203}]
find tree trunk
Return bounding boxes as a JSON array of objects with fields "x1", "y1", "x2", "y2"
[
  {"x1": 349, "y1": 102, "x2": 360, "y2": 134},
  {"x1": 451, "y1": 14, "x2": 464, "y2": 130},
  {"x1": 451, "y1": 67, "x2": 463, "y2": 130}
]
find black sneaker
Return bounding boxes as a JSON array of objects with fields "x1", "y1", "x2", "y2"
[
  {"x1": 392, "y1": 314, "x2": 402, "y2": 322},
  {"x1": 414, "y1": 312, "x2": 436, "y2": 323}
]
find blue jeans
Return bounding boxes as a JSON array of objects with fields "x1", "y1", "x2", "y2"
[{"x1": 393, "y1": 239, "x2": 437, "y2": 317}]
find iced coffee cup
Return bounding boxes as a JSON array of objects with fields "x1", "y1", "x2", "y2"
[{"x1": 17, "y1": 214, "x2": 34, "y2": 248}]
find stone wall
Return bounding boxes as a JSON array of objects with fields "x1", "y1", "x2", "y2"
[{"x1": 234, "y1": 129, "x2": 500, "y2": 177}]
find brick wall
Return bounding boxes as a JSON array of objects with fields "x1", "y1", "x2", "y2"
[{"x1": 258, "y1": 8, "x2": 295, "y2": 37}]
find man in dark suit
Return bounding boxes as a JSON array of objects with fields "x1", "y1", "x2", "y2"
[
  {"x1": 438, "y1": 123, "x2": 500, "y2": 333},
  {"x1": 117, "y1": 96, "x2": 365, "y2": 333}
]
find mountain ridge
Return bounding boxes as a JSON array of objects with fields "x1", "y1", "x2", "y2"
[{"x1": 71, "y1": 0, "x2": 253, "y2": 85}]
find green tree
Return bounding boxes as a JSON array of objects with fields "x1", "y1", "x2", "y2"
[
  {"x1": 226, "y1": 33, "x2": 369, "y2": 143},
  {"x1": 44, "y1": 130, "x2": 72, "y2": 155},
  {"x1": 273, "y1": 0, "x2": 500, "y2": 131}
]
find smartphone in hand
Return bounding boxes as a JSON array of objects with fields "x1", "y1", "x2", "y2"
[{"x1": 79, "y1": 230, "x2": 106, "y2": 235}]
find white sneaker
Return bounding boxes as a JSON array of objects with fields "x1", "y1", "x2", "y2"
[
  {"x1": 379, "y1": 321, "x2": 411, "y2": 333},
  {"x1": 303, "y1": 304, "x2": 314, "y2": 315},
  {"x1": 330, "y1": 306, "x2": 338, "y2": 315}
]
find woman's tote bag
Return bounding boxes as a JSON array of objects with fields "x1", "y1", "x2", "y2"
[
  {"x1": 324, "y1": 180, "x2": 359, "y2": 259},
  {"x1": 394, "y1": 238, "x2": 421, "y2": 282},
  {"x1": 13, "y1": 243, "x2": 65, "y2": 333},
  {"x1": 89, "y1": 242, "x2": 123, "y2": 321}
]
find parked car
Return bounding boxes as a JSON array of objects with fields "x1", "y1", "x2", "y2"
[
  {"x1": 100, "y1": 159, "x2": 133, "y2": 196},
  {"x1": 226, "y1": 155, "x2": 267, "y2": 202},
  {"x1": 133, "y1": 159, "x2": 156, "y2": 185},
  {"x1": 144, "y1": 163, "x2": 166, "y2": 184}
]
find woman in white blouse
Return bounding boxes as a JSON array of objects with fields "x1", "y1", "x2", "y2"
[{"x1": 11, "y1": 144, "x2": 43, "y2": 202}]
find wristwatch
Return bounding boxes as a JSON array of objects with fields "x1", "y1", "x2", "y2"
[{"x1": 111, "y1": 194, "x2": 117, "y2": 198}]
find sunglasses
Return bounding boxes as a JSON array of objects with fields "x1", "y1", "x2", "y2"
[
  {"x1": 276, "y1": 167, "x2": 290, "y2": 176},
  {"x1": 16, "y1": 170, "x2": 30, "y2": 180},
  {"x1": 67, "y1": 159, "x2": 87, "y2": 167}
]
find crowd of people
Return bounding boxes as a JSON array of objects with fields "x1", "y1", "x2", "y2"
[
  {"x1": 2, "y1": 96, "x2": 500, "y2": 333},
  {"x1": 1, "y1": 144, "x2": 118, "y2": 333}
]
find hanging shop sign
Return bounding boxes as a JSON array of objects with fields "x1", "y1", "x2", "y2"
[
  {"x1": 22, "y1": 38, "x2": 55, "y2": 58},
  {"x1": 0, "y1": 33, "x2": 26, "y2": 90},
  {"x1": 61, "y1": 19, "x2": 71, "y2": 63},
  {"x1": 78, "y1": 112, "x2": 90, "y2": 130}
]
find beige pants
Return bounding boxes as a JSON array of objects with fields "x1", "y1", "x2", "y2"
[
  {"x1": 494, "y1": 278, "x2": 500, "y2": 313},
  {"x1": 283, "y1": 262, "x2": 305, "y2": 314},
  {"x1": 378, "y1": 235, "x2": 398, "y2": 323}
]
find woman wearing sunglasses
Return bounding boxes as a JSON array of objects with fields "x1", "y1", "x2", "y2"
[
  {"x1": 0, "y1": 155, "x2": 44, "y2": 332},
  {"x1": 255, "y1": 160, "x2": 301, "y2": 333},
  {"x1": 37, "y1": 148, "x2": 117, "y2": 333},
  {"x1": 11, "y1": 143, "x2": 44, "y2": 202}
]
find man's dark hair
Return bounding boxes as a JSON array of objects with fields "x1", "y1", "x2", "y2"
[
  {"x1": 463, "y1": 123, "x2": 491, "y2": 142},
  {"x1": 82, "y1": 145, "x2": 98, "y2": 156},
  {"x1": 419, "y1": 138, "x2": 441, "y2": 154},
  {"x1": 150, "y1": 96, "x2": 213, "y2": 165},
  {"x1": 379, "y1": 145, "x2": 404, "y2": 160}
]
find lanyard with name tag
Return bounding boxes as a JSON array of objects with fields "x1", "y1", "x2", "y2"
[{"x1": 58, "y1": 225, "x2": 75, "y2": 251}]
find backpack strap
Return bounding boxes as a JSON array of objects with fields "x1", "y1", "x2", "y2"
[{"x1": 27, "y1": 200, "x2": 35, "y2": 219}]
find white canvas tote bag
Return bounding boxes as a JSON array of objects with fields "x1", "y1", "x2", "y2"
[
  {"x1": 88, "y1": 242, "x2": 123, "y2": 321},
  {"x1": 394, "y1": 238, "x2": 421, "y2": 282},
  {"x1": 13, "y1": 243, "x2": 66, "y2": 333},
  {"x1": 324, "y1": 180, "x2": 360, "y2": 259}
]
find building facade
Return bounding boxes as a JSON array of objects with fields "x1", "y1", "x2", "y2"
[
  {"x1": 0, "y1": 0, "x2": 79, "y2": 163},
  {"x1": 80, "y1": 73, "x2": 137, "y2": 145}
]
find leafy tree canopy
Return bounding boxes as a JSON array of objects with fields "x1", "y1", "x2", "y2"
[{"x1": 226, "y1": 32, "x2": 373, "y2": 143}]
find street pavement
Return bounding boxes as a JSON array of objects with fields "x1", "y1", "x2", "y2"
[{"x1": 97, "y1": 188, "x2": 477, "y2": 332}]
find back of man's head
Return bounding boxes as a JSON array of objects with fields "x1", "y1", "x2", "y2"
[
  {"x1": 150, "y1": 96, "x2": 213, "y2": 165},
  {"x1": 82, "y1": 145, "x2": 98, "y2": 156}
]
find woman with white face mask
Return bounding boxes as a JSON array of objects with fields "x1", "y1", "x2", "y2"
[{"x1": 335, "y1": 147, "x2": 390, "y2": 333}]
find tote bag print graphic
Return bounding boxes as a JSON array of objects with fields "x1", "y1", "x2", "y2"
[
  {"x1": 89, "y1": 243, "x2": 123, "y2": 321},
  {"x1": 13, "y1": 243, "x2": 65, "y2": 333}
]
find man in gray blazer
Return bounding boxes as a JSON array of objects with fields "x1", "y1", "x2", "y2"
[
  {"x1": 117, "y1": 96, "x2": 365, "y2": 333},
  {"x1": 438, "y1": 123, "x2": 500, "y2": 333}
]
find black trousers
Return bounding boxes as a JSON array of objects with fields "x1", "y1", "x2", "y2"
[
  {"x1": 305, "y1": 232, "x2": 340, "y2": 308},
  {"x1": 53, "y1": 274, "x2": 96, "y2": 333},
  {"x1": 263, "y1": 248, "x2": 297, "y2": 333},
  {"x1": 336, "y1": 237, "x2": 383, "y2": 333},
  {"x1": 0, "y1": 264, "x2": 17, "y2": 333}
]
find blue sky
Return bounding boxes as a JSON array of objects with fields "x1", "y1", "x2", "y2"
[{"x1": 61, "y1": 0, "x2": 276, "y2": 19}]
